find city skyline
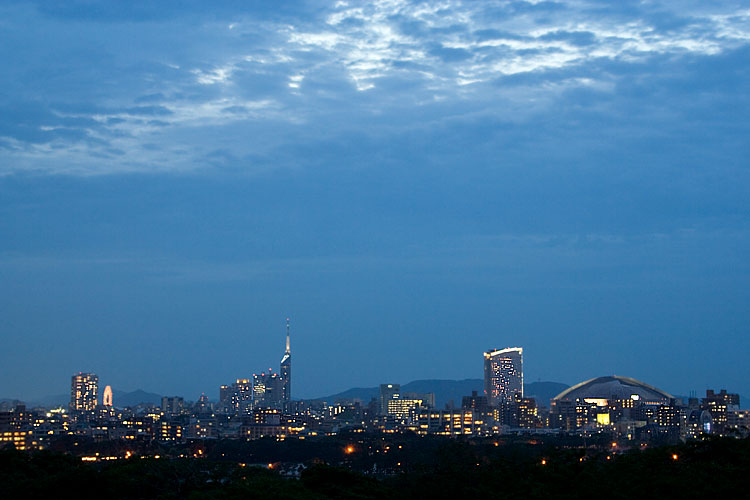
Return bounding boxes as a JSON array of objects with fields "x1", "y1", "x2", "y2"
[
  {"x1": 6, "y1": 334, "x2": 747, "y2": 408},
  {"x1": 2, "y1": 316, "x2": 749, "y2": 403},
  {"x1": 2, "y1": 345, "x2": 743, "y2": 452},
  {"x1": 1, "y1": 1, "x2": 749, "y2": 402}
]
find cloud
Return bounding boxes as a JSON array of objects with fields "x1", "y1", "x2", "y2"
[
  {"x1": 123, "y1": 106, "x2": 173, "y2": 116},
  {"x1": 0, "y1": 0, "x2": 747, "y2": 175}
]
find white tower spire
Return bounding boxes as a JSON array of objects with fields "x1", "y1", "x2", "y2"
[{"x1": 285, "y1": 317, "x2": 290, "y2": 353}]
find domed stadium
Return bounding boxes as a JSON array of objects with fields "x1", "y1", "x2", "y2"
[{"x1": 553, "y1": 375, "x2": 674, "y2": 403}]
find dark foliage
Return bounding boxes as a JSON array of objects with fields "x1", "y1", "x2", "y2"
[{"x1": 1, "y1": 437, "x2": 748, "y2": 499}]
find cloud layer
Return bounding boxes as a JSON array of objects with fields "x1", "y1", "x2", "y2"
[
  {"x1": 1, "y1": 1, "x2": 749, "y2": 400},
  {"x1": 1, "y1": 0, "x2": 748, "y2": 174}
]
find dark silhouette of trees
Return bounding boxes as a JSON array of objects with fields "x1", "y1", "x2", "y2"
[{"x1": 1, "y1": 437, "x2": 749, "y2": 499}]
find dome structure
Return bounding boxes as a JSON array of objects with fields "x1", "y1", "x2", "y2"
[{"x1": 553, "y1": 375, "x2": 673, "y2": 402}]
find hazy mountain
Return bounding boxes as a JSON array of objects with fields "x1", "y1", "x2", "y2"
[
  {"x1": 316, "y1": 379, "x2": 570, "y2": 408},
  {"x1": 31, "y1": 394, "x2": 69, "y2": 408},
  {"x1": 112, "y1": 389, "x2": 162, "y2": 407},
  {"x1": 1, "y1": 389, "x2": 163, "y2": 409},
  {"x1": 7, "y1": 385, "x2": 747, "y2": 410}
]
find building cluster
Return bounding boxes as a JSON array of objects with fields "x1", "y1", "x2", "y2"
[
  {"x1": 217, "y1": 319, "x2": 293, "y2": 416},
  {"x1": 2, "y1": 341, "x2": 748, "y2": 451},
  {"x1": 547, "y1": 380, "x2": 748, "y2": 441}
]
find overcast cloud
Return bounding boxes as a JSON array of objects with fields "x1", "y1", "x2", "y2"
[{"x1": 1, "y1": 1, "x2": 748, "y2": 402}]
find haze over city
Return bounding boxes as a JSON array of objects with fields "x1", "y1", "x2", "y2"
[{"x1": 1, "y1": 0, "x2": 749, "y2": 402}]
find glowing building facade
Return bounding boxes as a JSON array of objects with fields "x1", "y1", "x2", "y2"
[
  {"x1": 70, "y1": 372, "x2": 99, "y2": 412},
  {"x1": 102, "y1": 385, "x2": 113, "y2": 407},
  {"x1": 387, "y1": 397, "x2": 427, "y2": 423},
  {"x1": 483, "y1": 348, "x2": 523, "y2": 407}
]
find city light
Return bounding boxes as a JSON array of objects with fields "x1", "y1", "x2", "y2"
[{"x1": 1, "y1": 354, "x2": 744, "y2": 458}]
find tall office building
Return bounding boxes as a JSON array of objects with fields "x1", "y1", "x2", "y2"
[
  {"x1": 253, "y1": 369, "x2": 282, "y2": 408},
  {"x1": 702, "y1": 389, "x2": 740, "y2": 435},
  {"x1": 280, "y1": 318, "x2": 291, "y2": 406},
  {"x1": 380, "y1": 384, "x2": 400, "y2": 415},
  {"x1": 483, "y1": 347, "x2": 523, "y2": 407},
  {"x1": 219, "y1": 385, "x2": 233, "y2": 409},
  {"x1": 161, "y1": 396, "x2": 185, "y2": 416},
  {"x1": 234, "y1": 379, "x2": 253, "y2": 414},
  {"x1": 70, "y1": 372, "x2": 99, "y2": 412},
  {"x1": 219, "y1": 379, "x2": 252, "y2": 415}
]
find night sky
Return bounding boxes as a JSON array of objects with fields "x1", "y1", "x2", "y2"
[{"x1": 1, "y1": 1, "x2": 749, "y2": 402}]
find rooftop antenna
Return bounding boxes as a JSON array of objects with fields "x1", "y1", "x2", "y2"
[{"x1": 285, "y1": 317, "x2": 291, "y2": 353}]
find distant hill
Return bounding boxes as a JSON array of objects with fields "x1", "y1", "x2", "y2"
[
  {"x1": 31, "y1": 394, "x2": 68, "y2": 408},
  {"x1": 316, "y1": 379, "x2": 570, "y2": 408},
  {"x1": 112, "y1": 389, "x2": 163, "y2": 407},
  {"x1": 524, "y1": 381, "x2": 572, "y2": 404},
  {"x1": 1, "y1": 389, "x2": 163, "y2": 409}
]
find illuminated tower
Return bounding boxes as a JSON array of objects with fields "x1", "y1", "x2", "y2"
[
  {"x1": 280, "y1": 318, "x2": 291, "y2": 406},
  {"x1": 102, "y1": 385, "x2": 113, "y2": 407},
  {"x1": 70, "y1": 372, "x2": 99, "y2": 412},
  {"x1": 483, "y1": 348, "x2": 523, "y2": 407}
]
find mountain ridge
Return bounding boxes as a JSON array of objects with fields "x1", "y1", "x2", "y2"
[
  {"x1": 314, "y1": 379, "x2": 570, "y2": 408},
  {"x1": 1, "y1": 388, "x2": 163, "y2": 408}
]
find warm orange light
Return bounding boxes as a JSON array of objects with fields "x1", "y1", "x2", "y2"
[
  {"x1": 541, "y1": 459, "x2": 547, "y2": 465},
  {"x1": 268, "y1": 463, "x2": 274, "y2": 469},
  {"x1": 672, "y1": 454, "x2": 678, "y2": 460},
  {"x1": 611, "y1": 442, "x2": 617, "y2": 447},
  {"x1": 103, "y1": 386, "x2": 113, "y2": 406},
  {"x1": 345, "y1": 446, "x2": 355, "y2": 454}
]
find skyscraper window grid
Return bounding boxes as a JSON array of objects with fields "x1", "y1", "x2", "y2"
[{"x1": 483, "y1": 348, "x2": 523, "y2": 407}]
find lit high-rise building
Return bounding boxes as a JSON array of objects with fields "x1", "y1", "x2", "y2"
[
  {"x1": 253, "y1": 369, "x2": 282, "y2": 408},
  {"x1": 280, "y1": 318, "x2": 291, "y2": 406},
  {"x1": 387, "y1": 396, "x2": 429, "y2": 423},
  {"x1": 219, "y1": 385, "x2": 233, "y2": 409},
  {"x1": 218, "y1": 380, "x2": 251, "y2": 415},
  {"x1": 483, "y1": 347, "x2": 523, "y2": 407},
  {"x1": 161, "y1": 396, "x2": 184, "y2": 416},
  {"x1": 70, "y1": 372, "x2": 99, "y2": 412},
  {"x1": 380, "y1": 384, "x2": 400, "y2": 415},
  {"x1": 234, "y1": 379, "x2": 252, "y2": 414}
]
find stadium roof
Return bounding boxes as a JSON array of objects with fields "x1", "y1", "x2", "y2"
[{"x1": 553, "y1": 375, "x2": 674, "y2": 402}]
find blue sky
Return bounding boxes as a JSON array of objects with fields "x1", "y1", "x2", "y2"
[{"x1": 1, "y1": 0, "x2": 749, "y2": 402}]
